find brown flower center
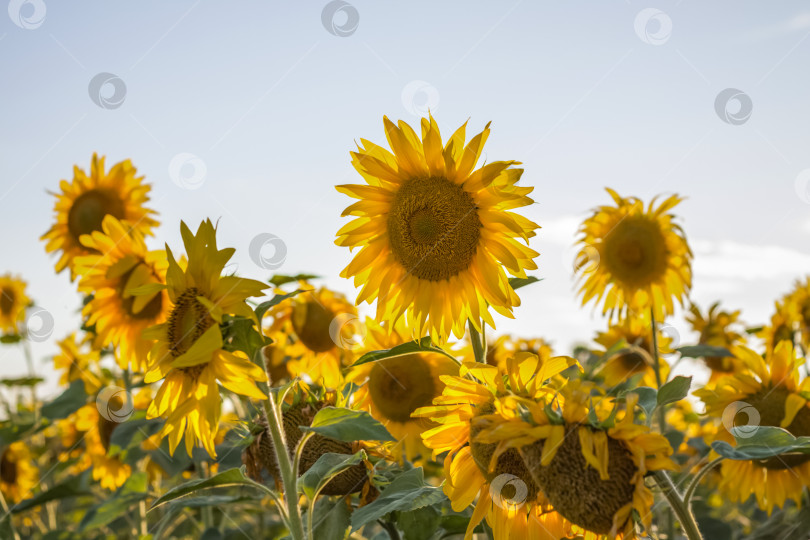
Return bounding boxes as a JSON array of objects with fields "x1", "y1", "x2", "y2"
[
  {"x1": 292, "y1": 300, "x2": 336, "y2": 353},
  {"x1": 602, "y1": 216, "x2": 668, "y2": 288},
  {"x1": 167, "y1": 288, "x2": 214, "y2": 359},
  {"x1": 67, "y1": 189, "x2": 125, "y2": 241},
  {"x1": 368, "y1": 355, "x2": 435, "y2": 423},
  {"x1": 520, "y1": 425, "x2": 637, "y2": 535},
  {"x1": 0, "y1": 451, "x2": 17, "y2": 484},
  {"x1": 0, "y1": 287, "x2": 15, "y2": 316},
  {"x1": 117, "y1": 261, "x2": 163, "y2": 320},
  {"x1": 388, "y1": 177, "x2": 481, "y2": 282}
]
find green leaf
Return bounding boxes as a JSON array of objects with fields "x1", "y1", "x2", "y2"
[
  {"x1": 41, "y1": 380, "x2": 87, "y2": 421},
  {"x1": 108, "y1": 414, "x2": 164, "y2": 457},
  {"x1": 695, "y1": 516, "x2": 732, "y2": 540},
  {"x1": 166, "y1": 493, "x2": 255, "y2": 511},
  {"x1": 220, "y1": 315, "x2": 268, "y2": 361},
  {"x1": 0, "y1": 376, "x2": 44, "y2": 387},
  {"x1": 656, "y1": 376, "x2": 692, "y2": 407},
  {"x1": 711, "y1": 426, "x2": 810, "y2": 460},
  {"x1": 0, "y1": 334, "x2": 22, "y2": 344},
  {"x1": 397, "y1": 505, "x2": 441, "y2": 540},
  {"x1": 269, "y1": 274, "x2": 320, "y2": 287},
  {"x1": 301, "y1": 407, "x2": 395, "y2": 442},
  {"x1": 80, "y1": 472, "x2": 148, "y2": 531},
  {"x1": 255, "y1": 289, "x2": 306, "y2": 321},
  {"x1": 299, "y1": 450, "x2": 367, "y2": 499},
  {"x1": 629, "y1": 387, "x2": 657, "y2": 418},
  {"x1": 13, "y1": 471, "x2": 92, "y2": 513},
  {"x1": 351, "y1": 336, "x2": 456, "y2": 367},
  {"x1": 150, "y1": 467, "x2": 269, "y2": 510},
  {"x1": 508, "y1": 276, "x2": 542, "y2": 291},
  {"x1": 0, "y1": 420, "x2": 39, "y2": 447},
  {"x1": 676, "y1": 345, "x2": 733, "y2": 359},
  {"x1": 351, "y1": 468, "x2": 447, "y2": 530},
  {"x1": 307, "y1": 497, "x2": 352, "y2": 540}
]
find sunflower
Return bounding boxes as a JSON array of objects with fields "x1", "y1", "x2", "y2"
[
  {"x1": 784, "y1": 277, "x2": 810, "y2": 352},
  {"x1": 0, "y1": 274, "x2": 30, "y2": 335},
  {"x1": 335, "y1": 114, "x2": 539, "y2": 341},
  {"x1": 757, "y1": 301, "x2": 796, "y2": 355},
  {"x1": 593, "y1": 315, "x2": 671, "y2": 388},
  {"x1": 474, "y1": 379, "x2": 676, "y2": 538},
  {"x1": 143, "y1": 220, "x2": 268, "y2": 457},
  {"x1": 694, "y1": 341, "x2": 810, "y2": 512},
  {"x1": 486, "y1": 335, "x2": 553, "y2": 372},
  {"x1": 74, "y1": 215, "x2": 169, "y2": 372},
  {"x1": 41, "y1": 153, "x2": 159, "y2": 279},
  {"x1": 266, "y1": 285, "x2": 358, "y2": 389},
  {"x1": 346, "y1": 317, "x2": 459, "y2": 462},
  {"x1": 0, "y1": 441, "x2": 39, "y2": 503},
  {"x1": 53, "y1": 333, "x2": 103, "y2": 393},
  {"x1": 413, "y1": 353, "x2": 578, "y2": 540},
  {"x1": 686, "y1": 302, "x2": 745, "y2": 380},
  {"x1": 575, "y1": 189, "x2": 692, "y2": 321}
]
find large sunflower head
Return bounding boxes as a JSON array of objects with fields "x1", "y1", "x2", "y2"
[
  {"x1": 474, "y1": 382, "x2": 676, "y2": 538},
  {"x1": 593, "y1": 314, "x2": 671, "y2": 388},
  {"x1": 335, "y1": 114, "x2": 539, "y2": 341},
  {"x1": 266, "y1": 284, "x2": 358, "y2": 388},
  {"x1": 694, "y1": 341, "x2": 810, "y2": 512},
  {"x1": 41, "y1": 154, "x2": 159, "y2": 279},
  {"x1": 346, "y1": 317, "x2": 459, "y2": 462},
  {"x1": 74, "y1": 215, "x2": 169, "y2": 373},
  {"x1": 575, "y1": 189, "x2": 692, "y2": 321},
  {"x1": 0, "y1": 441, "x2": 39, "y2": 504},
  {"x1": 686, "y1": 302, "x2": 746, "y2": 379},
  {"x1": 412, "y1": 353, "x2": 578, "y2": 540},
  {"x1": 0, "y1": 274, "x2": 30, "y2": 335},
  {"x1": 144, "y1": 220, "x2": 268, "y2": 457}
]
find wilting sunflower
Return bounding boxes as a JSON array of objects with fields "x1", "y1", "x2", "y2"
[
  {"x1": 143, "y1": 220, "x2": 268, "y2": 457},
  {"x1": 335, "y1": 114, "x2": 539, "y2": 341},
  {"x1": 695, "y1": 341, "x2": 810, "y2": 512},
  {"x1": 0, "y1": 441, "x2": 39, "y2": 503},
  {"x1": 53, "y1": 333, "x2": 103, "y2": 393},
  {"x1": 485, "y1": 335, "x2": 553, "y2": 372},
  {"x1": 74, "y1": 215, "x2": 169, "y2": 372},
  {"x1": 593, "y1": 315, "x2": 671, "y2": 388},
  {"x1": 0, "y1": 274, "x2": 30, "y2": 335},
  {"x1": 41, "y1": 154, "x2": 159, "y2": 279},
  {"x1": 413, "y1": 353, "x2": 578, "y2": 539},
  {"x1": 575, "y1": 189, "x2": 692, "y2": 321},
  {"x1": 266, "y1": 285, "x2": 358, "y2": 388},
  {"x1": 474, "y1": 379, "x2": 676, "y2": 538},
  {"x1": 346, "y1": 317, "x2": 459, "y2": 461},
  {"x1": 686, "y1": 302, "x2": 745, "y2": 380}
]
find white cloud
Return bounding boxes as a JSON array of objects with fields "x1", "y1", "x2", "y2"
[{"x1": 692, "y1": 239, "x2": 810, "y2": 281}]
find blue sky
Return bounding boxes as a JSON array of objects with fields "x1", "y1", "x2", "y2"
[{"x1": 2, "y1": 1, "x2": 810, "y2": 395}]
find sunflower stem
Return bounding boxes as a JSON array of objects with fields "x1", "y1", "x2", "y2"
[
  {"x1": 649, "y1": 308, "x2": 667, "y2": 432},
  {"x1": 468, "y1": 319, "x2": 487, "y2": 364},
  {"x1": 262, "y1": 397, "x2": 305, "y2": 540},
  {"x1": 683, "y1": 457, "x2": 723, "y2": 507},
  {"x1": 653, "y1": 470, "x2": 703, "y2": 540},
  {"x1": 0, "y1": 488, "x2": 21, "y2": 540}
]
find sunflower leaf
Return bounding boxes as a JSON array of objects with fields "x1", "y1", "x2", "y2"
[
  {"x1": 13, "y1": 471, "x2": 93, "y2": 513},
  {"x1": 656, "y1": 376, "x2": 692, "y2": 407},
  {"x1": 269, "y1": 274, "x2": 320, "y2": 287},
  {"x1": 711, "y1": 426, "x2": 810, "y2": 460},
  {"x1": 299, "y1": 450, "x2": 367, "y2": 499},
  {"x1": 301, "y1": 407, "x2": 396, "y2": 442},
  {"x1": 0, "y1": 376, "x2": 44, "y2": 387},
  {"x1": 80, "y1": 472, "x2": 148, "y2": 531},
  {"x1": 351, "y1": 337, "x2": 455, "y2": 367},
  {"x1": 40, "y1": 380, "x2": 87, "y2": 421},
  {"x1": 508, "y1": 276, "x2": 542, "y2": 291},
  {"x1": 350, "y1": 468, "x2": 447, "y2": 530},
  {"x1": 150, "y1": 467, "x2": 271, "y2": 510},
  {"x1": 305, "y1": 497, "x2": 352, "y2": 540},
  {"x1": 676, "y1": 345, "x2": 733, "y2": 359},
  {"x1": 0, "y1": 334, "x2": 21, "y2": 344},
  {"x1": 255, "y1": 289, "x2": 307, "y2": 322}
]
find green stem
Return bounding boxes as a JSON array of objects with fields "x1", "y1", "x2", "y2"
[
  {"x1": 21, "y1": 337, "x2": 38, "y2": 422},
  {"x1": 653, "y1": 471, "x2": 703, "y2": 540},
  {"x1": 263, "y1": 398, "x2": 305, "y2": 540},
  {"x1": 649, "y1": 307, "x2": 667, "y2": 433},
  {"x1": 0, "y1": 489, "x2": 21, "y2": 540},
  {"x1": 379, "y1": 519, "x2": 401, "y2": 540},
  {"x1": 683, "y1": 457, "x2": 723, "y2": 506},
  {"x1": 467, "y1": 319, "x2": 487, "y2": 364}
]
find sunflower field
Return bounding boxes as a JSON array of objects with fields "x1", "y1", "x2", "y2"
[{"x1": 1, "y1": 108, "x2": 810, "y2": 540}]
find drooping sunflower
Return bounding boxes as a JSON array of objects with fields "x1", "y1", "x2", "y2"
[
  {"x1": 143, "y1": 220, "x2": 268, "y2": 457},
  {"x1": 694, "y1": 341, "x2": 810, "y2": 512},
  {"x1": 413, "y1": 353, "x2": 579, "y2": 540},
  {"x1": 346, "y1": 317, "x2": 459, "y2": 462},
  {"x1": 575, "y1": 189, "x2": 692, "y2": 321},
  {"x1": 485, "y1": 335, "x2": 553, "y2": 372},
  {"x1": 593, "y1": 315, "x2": 671, "y2": 388},
  {"x1": 686, "y1": 302, "x2": 746, "y2": 380},
  {"x1": 266, "y1": 285, "x2": 358, "y2": 388},
  {"x1": 0, "y1": 441, "x2": 39, "y2": 503},
  {"x1": 41, "y1": 153, "x2": 159, "y2": 279},
  {"x1": 474, "y1": 379, "x2": 676, "y2": 538},
  {"x1": 74, "y1": 215, "x2": 169, "y2": 373},
  {"x1": 0, "y1": 274, "x2": 30, "y2": 335},
  {"x1": 53, "y1": 333, "x2": 103, "y2": 393},
  {"x1": 335, "y1": 115, "x2": 539, "y2": 341}
]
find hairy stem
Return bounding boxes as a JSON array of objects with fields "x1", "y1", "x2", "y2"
[
  {"x1": 263, "y1": 398, "x2": 305, "y2": 540},
  {"x1": 653, "y1": 470, "x2": 703, "y2": 540},
  {"x1": 467, "y1": 319, "x2": 487, "y2": 364}
]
